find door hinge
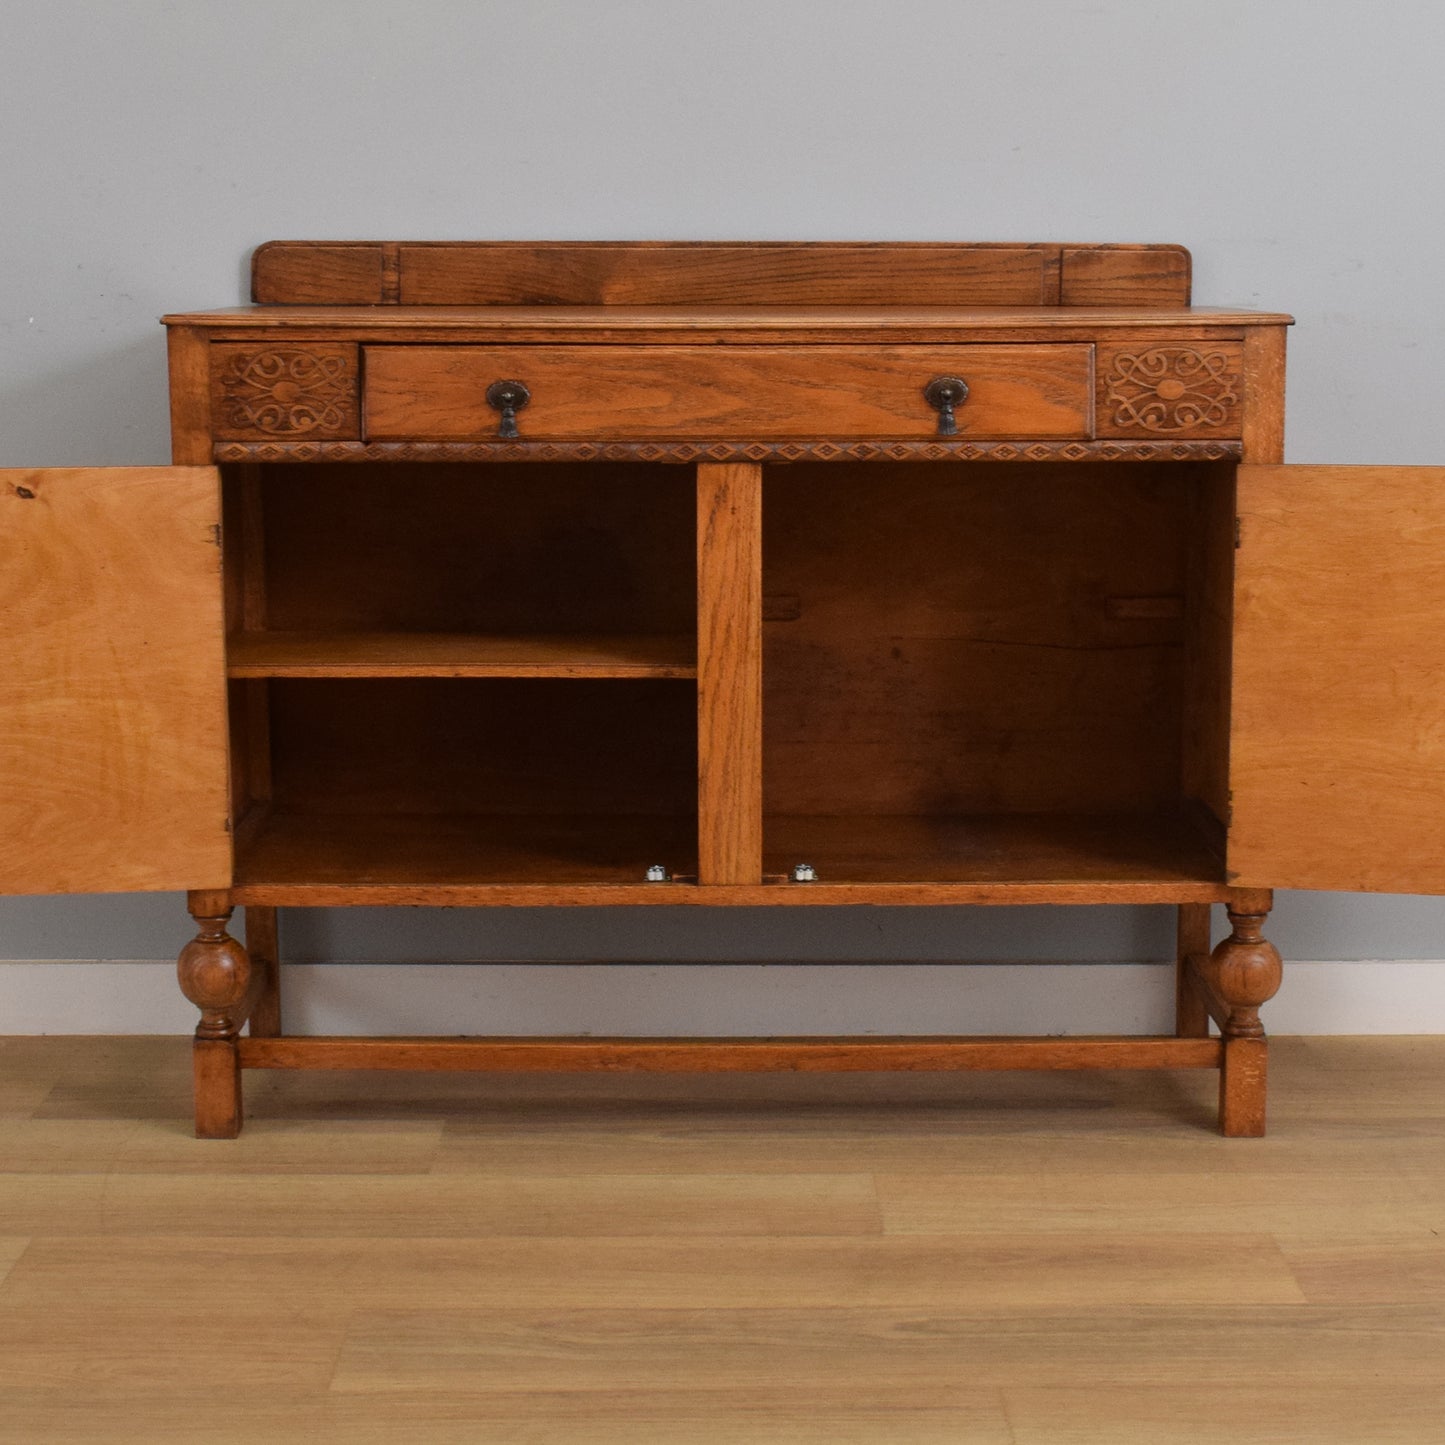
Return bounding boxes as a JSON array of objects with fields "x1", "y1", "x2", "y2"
[
  {"x1": 1234, "y1": 516, "x2": 1242, "y2": 549},
  {"x1": 210, "y1": 523, "x2": 223, "y2": 547}
]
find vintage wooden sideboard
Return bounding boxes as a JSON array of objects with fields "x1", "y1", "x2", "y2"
[{"x1": 3, "y1": 240, "x2": 1443, "y2": 1138}]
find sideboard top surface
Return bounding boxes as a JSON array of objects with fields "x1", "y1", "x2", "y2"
[{"x1": 163, "y1": 305, "x2": 1294, "y2": 339}]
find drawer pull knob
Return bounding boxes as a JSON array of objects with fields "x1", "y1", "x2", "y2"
[
  {"x1": 923, "y1": 375, "x2": 969, "y2": 436},
  {"x1": 485, "y1": 379, "x2": 531, "y2": 438}
]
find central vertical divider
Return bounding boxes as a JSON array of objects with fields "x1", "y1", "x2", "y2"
[{"x1": 696, "y1": 462, "x2": 764, "y2": 885}]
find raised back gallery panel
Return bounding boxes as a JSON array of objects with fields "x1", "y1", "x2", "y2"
[{"x1": 252, "y1": 241, "x2": 1192, "y2": 308}]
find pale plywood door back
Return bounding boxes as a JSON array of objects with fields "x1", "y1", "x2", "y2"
[
  {"x1": 0, "y1": 467, "x2": 232, "y2": 894},
  {"x1": 1229, "y1": 465, "x2": 1445, "y2": 893}
]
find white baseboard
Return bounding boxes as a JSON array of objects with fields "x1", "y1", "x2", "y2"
[{"x1": 2, "y1": 959, "x2": 1444, "y2": 1035}]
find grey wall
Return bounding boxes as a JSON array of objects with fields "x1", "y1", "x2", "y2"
[{"x1": 3, "y1": 0, "x2": 1443, "y2": 978}]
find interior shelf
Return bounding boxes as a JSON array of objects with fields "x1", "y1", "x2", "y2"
[
  {"x1": 227, "y1": 630, "x2": 697, "y2": 679},
  {"x1": 763, "y1": 813, "x2": 1224, "y2": 886},
  {"x1": 234, "y1": 810, "x2": 698, "y2": 889}
]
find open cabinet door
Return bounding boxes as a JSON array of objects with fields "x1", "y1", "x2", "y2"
[
  {"x1": 1229, "y1": 465, "x2": 1445, "y2": 893},
  {"x1": 0, "y1": 468, "x2": 231, "y2": 894}
]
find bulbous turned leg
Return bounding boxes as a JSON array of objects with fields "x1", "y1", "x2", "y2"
[
  {"x1": 177, "y1": 896, "x2": 255, "y2": 1138},
  {"x1": 1203, "y1": 891, "x2": 1283, "y2": 1137}
]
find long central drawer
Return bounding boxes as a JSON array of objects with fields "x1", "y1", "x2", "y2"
[{"x1": 362, "y1": 344, "x2": 1094, "y2": 441}]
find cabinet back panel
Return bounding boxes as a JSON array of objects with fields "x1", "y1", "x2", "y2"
[
  {"x1": 267, "y1": 678, "x2": 697, "y2": 817},
  {"x1": 763, "y1": 462, "x2": 1199, "y2": 815},
  {"x1": 255, "y1": 463, "x2": 696, "y2": 635}
]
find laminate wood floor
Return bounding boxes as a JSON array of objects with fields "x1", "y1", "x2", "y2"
[{"x1": 1, "y1": 1035, "x2": 1443, "y2": 1443}]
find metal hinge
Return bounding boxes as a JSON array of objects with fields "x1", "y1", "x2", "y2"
[
  {"x1": 210, "y1": 523, "x2": 223, "y2": 547},
  {"x1": 1234, "y1": 517, "x2": 1242, "y2": 549}
]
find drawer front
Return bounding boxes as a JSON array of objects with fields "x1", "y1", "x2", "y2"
[{"x1": 362, "y1": 345, "x2": 1094, "y2": 441}]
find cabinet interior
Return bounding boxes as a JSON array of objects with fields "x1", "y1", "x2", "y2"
[
  {"x1": 222, "y1": 458, "x2": 1234, "y2": 890},
  {"x1": 762, "y1": 461, "x2": 1233, "y2": 884}
]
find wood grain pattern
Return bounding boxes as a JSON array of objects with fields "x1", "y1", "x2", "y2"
[
  {"x1": 227, "y1": 809, "x2": 1228, "y2": 906},
  {"x1": 1059, "y1": 244, "x2": 1191, "y2": 307},
  {"x1": 1180, "y1": 460, "x2": 1236, "y2": 830},
  {"x1": 255, "y1": 462, "x2": 695, "y2": 638},
  {"x1": 0, "y1": 468, "x2": 231, "y2": 894},
  {"x1": 1241, "y1": 324, "x2": 1288, "y2": 463},
  {"x1": 227, "y1": 631, "x2": 697, "y2": 679},
  {"x1": 361, "y1": 344, "x2": 1094, "y2": 442},
  {"x1": 1175, "y1": 905, "x2": 1213, "y2": 1038},
  {"x1": 170, "y1": 305, "x2": 1284, "y2": 341},
  {"x1": 166, "y1": 326, "x2": 213, "y2": 464},
  {"x1": 697, "y1": 464, "x2": 763, "y2": 885},
  {"x1": 761, "y1": 814, "x2": 1223, "y2": 886},
  {"x1": 235, "y1": 810, "x2": 700, "y2": 893},
  {"x1": 238, "y1": 1036, "x2": 1223, "y2": 1072},
  {"x1": 264, "y1": 679, "x2": 697, "y2": 819},
  {"x1": 251, "y1": 241, "x2": 1194, "y2": 308},
  {"x1": 245, "y1": 905, "x2": 282, "y2": 1038},
  {"x1": 7, "y1": 1035, "x2": 1445, "y2": 1444},
  {"x1": 252, "y1": 241, "x2": 390, "y2": 303},
  {"x1": 762, "y1": 463, "x2": 1196, "y2": 818},
  {"x1": 1229, "y1": 466, "x2": 1445, "y2": 893}
]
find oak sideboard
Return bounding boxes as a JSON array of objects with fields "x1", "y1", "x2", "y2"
[{"x1": 4, "y1": 241, "x2": 1442, "y2": 1138}]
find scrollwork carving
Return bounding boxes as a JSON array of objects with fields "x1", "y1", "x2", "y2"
[
  {"x1": 212, "y1": 345, "x2": 359, "y2": 438},
  {"x1": 1102, "y1": 347, "x2": 1241, "y2": 434}
]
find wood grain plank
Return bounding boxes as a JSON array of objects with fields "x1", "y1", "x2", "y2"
[
  {"x1": 0, "y1": 1171, "x2": 878, "y2": 1240},
  {"x1": 876, "y1": 1170, "x2": 1439, "y2": 1236},
  {"x1": 1176, "y1": 906, "x2": 1213, "y2": 1037},
  {"x1": 252, "y1": 240, "x2": 387, "y2": 304},
  {"x1": 0, "y1": 1234, "x2": 1303, "y2": 1313},
  {"x1": 1240, "y1": 323, "x2": 1288, "y2": 462},
  {"x1": 248, "y1": 241, "x2": 1198, "y2": 309},
  {"x1": 398, "y1": 242, "x2": 1058, "y2": 306},
  {"x1": 1006, "y1": 1381, "x2": 1445, "y2": 1445},
  {"x1": 165, "y1": 325, "x2": 212, "y2": 463},
  {"x1": 245, "y1": 903, "x2": 282, "y2": 1038},
  {"x1": 330, "y1": 1303, "x2": 1445, "y2": 1398},
  {"x1": 0, "y1": 1117, "x2": 440, "y2": 1174},
  {"x1": 3, "y1": 1039, "x2": 1444, "y2": 1442},
  {"x1": 697, "y1": 463, "x2": 763, "y2": 884},
  {"x1": 0, "y1": 468, "x2": 231, "y2": 894},
  {"x1": 0, "y1": 1386, "x2": 1009, "y2": 1444},
  {"x1": 1059, "y1": 245, "x2": 1191, "y2": 307},
  {"x1": 238, "y1": 1037, "x2": 1221, "y2": 1073},
  {"x1": 227, "y1": 631, "x2": 698, "y2": 678},
  {"x1": 1230, "y1": 466, "x2": 1445, "y2": 893}
]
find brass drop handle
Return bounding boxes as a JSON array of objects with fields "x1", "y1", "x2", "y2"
[
  {"x1": 485, "y1": 379, "x2": 530, "y2": 438},
  {"x1": 923, "y1": 375, "x2": 969, "y2": 436}
]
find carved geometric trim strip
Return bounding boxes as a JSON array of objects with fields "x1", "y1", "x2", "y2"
[
  {"x1": 214, "y1": 438, "x2": 1243, "y2": 464},
  {"x1": 210, "y1": 344, "x2": 361, "y2": 440},
  {"x1": 1097, "y1": 343, "x2": 1243, "y2": 437}
]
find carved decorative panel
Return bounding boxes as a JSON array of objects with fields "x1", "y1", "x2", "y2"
[
  {"x1": 215, "y1": 438, "x2": 1243, "y2": 465},
  {"x1": 1097, "y1": 342, "x2": 1243, "y2": 437},
  {"x1": 210, "y1": 344, "x2": 360, "y2": 440}
]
